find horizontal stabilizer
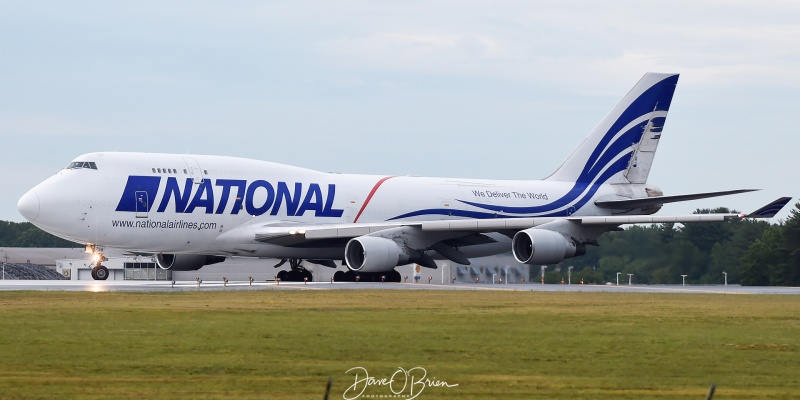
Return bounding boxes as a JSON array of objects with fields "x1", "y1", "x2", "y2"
[
  {"x1": 595, "y1": 189, "x2": 758, "y2": 210},
  {"x1": 747, "y1": 197, "x2": 793, "y2": 218}
]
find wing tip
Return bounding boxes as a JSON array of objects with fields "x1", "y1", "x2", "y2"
[{"x1": 746, "y1": 197, "x2": 793, "y2": 218}]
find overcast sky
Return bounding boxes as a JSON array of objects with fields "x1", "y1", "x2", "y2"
[{"x1": 1, "y1": 1, "x2": 797, "y2": 222}]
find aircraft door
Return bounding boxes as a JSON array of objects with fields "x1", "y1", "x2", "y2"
[
  {"x1": 344, "y1": 196, "x2": 358, "y2": 222},
  {"x1": 183, "y1": 157, "x2": 204, "y2": 184},
  {"x1": 135, "y1": 191, "x2": 149, "y2": 218}
]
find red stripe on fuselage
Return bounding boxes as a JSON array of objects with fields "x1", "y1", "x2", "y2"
[{"x1": 353, "y1": 176, "x2": 396, "y2": 223}]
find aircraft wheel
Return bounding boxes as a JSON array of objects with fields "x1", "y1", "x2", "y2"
[
  {"x1": 387, "y1": 270, "x2": 401, "y2": 282},
  {"x1": 93, "y1": 265, "x2": 109, "y2": 281},
  {"x1": 302, "y1": 269, "x2": 313, "y2": 282},
  {"x1": 343, "y1": 270, "x2": 358, "y2": 282},
  {"x1": 287, "y1": 269, "x2": 300, "y2": 281},
  {"x1": 333, "y1": 271, "x2": 345, "y2": 282},
  {"x1": 277, "y1": 270, "x2": 289, "y2": 281}
]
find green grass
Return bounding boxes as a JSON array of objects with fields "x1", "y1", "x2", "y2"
[{"x1": 0, "y1": 290, "x2": 798, "y2": 399}]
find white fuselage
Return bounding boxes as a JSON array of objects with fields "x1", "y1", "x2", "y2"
[{"x1": 19, "y1": 152, "x2": 621, "y2": 259}]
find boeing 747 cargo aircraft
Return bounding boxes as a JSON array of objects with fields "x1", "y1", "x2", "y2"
[{"x1": 17, "y1": 73, "x2": 791, "y2": 281}]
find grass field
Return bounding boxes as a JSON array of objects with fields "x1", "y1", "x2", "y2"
[{"x1": 0, "y1": 290, "x2": 797, "y2": 399}]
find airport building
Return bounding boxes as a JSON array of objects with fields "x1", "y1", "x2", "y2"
[{"x1": 3, "y1": 247, "x2": 532, "y2": 284}]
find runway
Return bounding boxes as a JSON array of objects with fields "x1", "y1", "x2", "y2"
[{"x1": 0, "y1": 280, "x2": 798, "y2": 294}]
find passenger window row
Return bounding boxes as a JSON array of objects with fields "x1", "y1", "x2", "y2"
[
  {"x1": 150, "y1": 168, "x2": 210, "y2": 175},
  {"x1": 152, "y1": 168, "x2": 187, "y2": 174}
]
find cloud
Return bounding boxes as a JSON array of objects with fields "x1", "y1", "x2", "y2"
[
  {"x1": 0, "y1": 113, "x2": 122, "y2": 138},
  {"x1": 315, "y1": 31, "x2": 512, "y2": 72},
  {"x1": 303, "y1": 1, "x2": 800, "y2": 92}
]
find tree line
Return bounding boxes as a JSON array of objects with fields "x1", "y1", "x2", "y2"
[
  {"x1": 549, "y1": 202, "x2": 800, "y2": 286},
  {"x1": 2, "y1": 202, "x2": 798, "y2": 285},
  {"x1": 0, "y1": 221, "x2": 78, "y2": 248}
]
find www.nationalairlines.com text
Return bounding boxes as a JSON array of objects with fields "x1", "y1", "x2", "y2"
[{"x1": 112, "y1": 219, "x2": 218, "y2": 231}]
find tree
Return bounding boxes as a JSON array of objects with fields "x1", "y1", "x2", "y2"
[
  {"x1": 705, "y1": 220, "x2": 770, "y2": 284},
  {"x1": 559, "y1": 205, "x2": 781, "y2": 285},
  {"x1": 740, "y1": 202, "x2": 800, "y2": 286},
  {"x1": 680, "y1": 208, "x2": 736, "y2": 251},
  {"x1": 775, "y1": 202, "x2": 800, "y2": 285},
  {"x1": 740, "y1": 226, "x2": 785, "y2": 286},
  {"x1": 574, "y1": 267, "x2": 605, "y2": 284},
  {"x1": 0, "y1": 221, "x2": 78, "y2": 247}
]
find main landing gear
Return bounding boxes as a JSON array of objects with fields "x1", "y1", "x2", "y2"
[
  {"x1": 87, "y1": 244, "x2": 109, "y2": 281},
  {"x1": 274, "y1": 259, "x2": 313, "y2": 282},
  {"x1": 333, "y1": 269, "x2": 402, "y2": 283},
  {"x1": 272, "y1": 258, "x2": 402, "y2": 283}
]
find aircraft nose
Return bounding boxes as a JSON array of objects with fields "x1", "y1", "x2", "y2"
[{"x1": 17, "y1": 189, "x2": 40, "y2": 221}]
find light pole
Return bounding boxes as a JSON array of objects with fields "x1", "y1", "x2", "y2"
[
  {"x1": 504, "y1": 268, "x2": 508, "y2": 285},
  {"x1": 627, "y1": 273, "x2": 633, "y2": 285},
  {"x1": 540, "y1": 266, "x2": 548, "y2": 284},
  {"x1": 681, "y1": 274, "x2": 688, "y2": 286},
  {"x1": 723, "y1": 271, "x2": 728, "y2": 286},
  {"x1": 441, "y1": 264, "x2": 447, "y2": 284},
  {"x1": 492, "y1": 273, "x2": 497, "y2": 284},
  {"x1": 2, "y1": 250, "x2": 7, "y2": 280},
  {"x1": 616, "y1": 272, "x2": 621, "y2": 285},
  {"x1": 568, "y1": 266, "x2": 574, "y2": 285}
]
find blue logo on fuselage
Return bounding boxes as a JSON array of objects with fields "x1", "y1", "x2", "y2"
[{"x1": 115, "y1": 176, "x2": 344, "y2": 217}]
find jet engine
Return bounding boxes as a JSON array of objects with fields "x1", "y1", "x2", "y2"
[
  {"x1": 345, "y1": 236, "x2": 409, "y2": 273},
  {"x1": 511, "y1": 228, "x2": 585, "y2": 265},
  {"x1": 155, "y1": 254, "x2": 226, "y2": 271}
]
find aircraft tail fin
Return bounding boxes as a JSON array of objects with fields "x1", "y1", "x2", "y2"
[{"x1": 545, "y1": 73, "x2": 679, "y2": 185}]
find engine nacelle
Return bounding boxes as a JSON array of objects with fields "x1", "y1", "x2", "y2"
[
  {"x1": 345, "y1": 236, "x2": 408, "y2": 273},
  {"x1": 155, "y1": 254, "x2": 226, "y2": 271},
  {"x1": 512, "y1": 228, "x2": 585, "y2": 265}
]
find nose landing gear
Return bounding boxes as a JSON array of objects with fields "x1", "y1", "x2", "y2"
[
  {"x1": 91, "y1": 265, "x2": 109, "y2": 280},
  {"x1": 86, "y1": 244, "x2": 109, "y2": 281}
]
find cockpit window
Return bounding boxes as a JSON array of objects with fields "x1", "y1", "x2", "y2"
[{"x1": 65, "y1": 161, "x2": 98, "y2": 170}]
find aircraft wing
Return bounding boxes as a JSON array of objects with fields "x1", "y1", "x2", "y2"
[
  {"x1": 243, "y1": 197, "x2": 790, "y2": 268},
  {"x1": 254, "y1": 197, "x2": 790, "y2": 243}
]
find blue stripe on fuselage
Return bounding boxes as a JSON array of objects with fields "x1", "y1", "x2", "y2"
[{"x1": 389, "y1": 152, "x2": 634, "y2": 221}]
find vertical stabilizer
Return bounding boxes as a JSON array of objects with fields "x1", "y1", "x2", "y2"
[{"x1": 545, "y1": 73, "x2": 679, "y2": 185}]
